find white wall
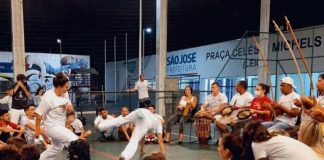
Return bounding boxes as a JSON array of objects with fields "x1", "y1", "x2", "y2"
[{"x1": 106, "y1": 25, "x2": 324, "y2": 91}]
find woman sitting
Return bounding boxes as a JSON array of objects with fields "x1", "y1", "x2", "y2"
[
  {"x1": 243, "y1": 121, "x2": 320, "y2": 160},
  {"x1": 164, "y1": 86, "x2": 197, "y2": 144},
  {"x1": 249, "y1": 83, "x2": 273, "y2": 122}
]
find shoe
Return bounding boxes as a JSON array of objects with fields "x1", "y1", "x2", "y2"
[
  {"x1": 106, "y1": 135, "x2": 116, "y2": 141},
  {"x1": 98, "y1": 137, "x2": 106, "y2": 142},
  {"x1": 178, "y1": 141, "x2": 183, "y2": 145},
  {"x1": 163, "y1": 140, "x2": 169, "y2": 143}
]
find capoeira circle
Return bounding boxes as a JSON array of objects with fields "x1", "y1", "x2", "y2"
[{"x1": 97, "y1": 107, "x2": 165, "y2": 160}]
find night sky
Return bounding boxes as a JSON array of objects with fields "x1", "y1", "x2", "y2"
[{"x1": 0, "y1": 0, "x2": 323, "y2": 88}]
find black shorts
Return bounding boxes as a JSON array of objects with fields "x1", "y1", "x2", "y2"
[{"x1": 139, "y1": 98, "x2": 151, "y2": 108}]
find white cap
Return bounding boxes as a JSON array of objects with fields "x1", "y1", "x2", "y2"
[{"x1": 281, "y1": 77, "x2": 296, "y2": 89}]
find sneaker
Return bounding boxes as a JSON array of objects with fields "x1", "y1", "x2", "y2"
[
  {"x1": 98, "y1": 137, "x2": 106, "y2": 142},
  {"x1": 106, "y1": 135, "x2": 116, "y2": 141}
]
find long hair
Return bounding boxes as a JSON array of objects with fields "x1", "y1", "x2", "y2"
[
  {"x1": 184, "y1": 85, "x2": 193, "y2": 96},
  {"x1": 222, "y1": 133, "x2": 245, "y2": 160},
  {"x1": 35, "y1": 87, "x2": 44, "y2": 96},
  {"x1": 299, "y1": 120, "x2": 324, "y2": 155},
  {"x1": 243, "y1": 121, "x2": 274, "y2": 143},
  {"x1": 257, "y1": 83, "x2": 270, "y2": 95}
]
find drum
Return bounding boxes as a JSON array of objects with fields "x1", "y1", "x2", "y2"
[
  {"x1": 220, "y1": 105, "x2": 233, "y2": 116},
  {"x1": 194, "y1": 111, "x2": 215, "y2": 144},
  {"x1": 237, "y1": 109, "x2": 252, "y2": 120}
]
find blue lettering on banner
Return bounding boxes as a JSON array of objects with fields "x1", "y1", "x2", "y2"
[
  {"x1": 167, "y1": 52, "x2": 197, "y2": 66},
  {"x1": 166, "y1": 52, "x2": 197, "y2": 74},
  {"x1": 205, "y1": 45, "x2": 259, "y2": 61},
  {"x1": 0, "y1": 62, "x2": 13, "y2": 73}
]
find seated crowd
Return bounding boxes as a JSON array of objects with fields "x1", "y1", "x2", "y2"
[
  {"x1": 1, "y1": 72, "x2": 324, "y2": 160},
  {"x1": 213, "y1": 74, "x2": 324, "y2": 159}
]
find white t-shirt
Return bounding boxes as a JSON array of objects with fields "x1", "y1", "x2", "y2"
[
  {"x1": 21, "y1": 116, "x2": 35, "y2": 143},
  {"x1": 0, "y1": 95, "x2": 12, "y2": 110},
  {"x1": 134, "y1": 80, "x2": 150, "y2": 99},
  {"x1": 35, "y1": 89, "x2": 72, "y2": 128},
  {"x1": 230, "y1": 92, "x2": 254, "y2": 107},
  {"x1": 135, "y1": 109, "x2": 163, "y2": 134},
  {"x1": 118, "y1": 115, "x2": 133, "y2": 128},
  {"x1": 317, "y1": 95, "x2": 324, "y2": 107},
  {"x1": 203, "y1": 92, "x2": 228, "y2": 110},
  {"x1": 94, "y1": 115, "x2": 115, "y2": 127},
  {"x1": 276, "y1": 92, "x2": 300, "y2": 126},
  {"x1": 252, "y1": 135, "x2": 320, "y2": 160},
  {"x1": 21, "y1": 116, "x2": 44, "y2": 144},
  {"x1": 153, "y1": 113, "x2": 163, "y2": 121},
  {"x1": 230, "y1": 91, "x2": 254, "y2": 115},
  {"x1": 71, "y1": 119, "x2": 83, "y2": 134},
  {"x1": 302, "y1": 94, "x2": 324, "y2": 122},
  {"x1": 179, "y1": 96, "x2": 195, "y2": 107}
]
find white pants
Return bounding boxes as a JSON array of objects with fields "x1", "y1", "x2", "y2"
[
  {"x1": 10, "y1": 108, "x2": 25, "y2": 124},
  {"x1": 40, "y1": 125, "x2": 78, "y2": 160},
  {"x1": 103, "y1": 127, "x2": 115, "y2": 137},
  {"x1": 98, "y1": 110, "x2": 151, "y2": 160}
]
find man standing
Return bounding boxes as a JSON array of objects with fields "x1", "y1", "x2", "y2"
[
  {"x1": 262, "y1": 77, "x2": 300, "y2": 131},
  {"x1": 35, "y1": 73, "x2": 90, "y2": 160},
  {"x1": 11, "y1": 74, "x2": 31, "y2": 124},
  {"x1": 127, "y1": 74, "x2": 153, "y2": 108}
]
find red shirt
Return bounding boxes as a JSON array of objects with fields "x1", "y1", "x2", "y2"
[
  {"x1": 250, "y1": 96, "x2": 272, "y2": 121},
  {"x1": 0, "y1": 120, "x2": 19, "y2": 129}
]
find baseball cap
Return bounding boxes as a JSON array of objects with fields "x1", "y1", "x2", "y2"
[{"x1": 281, "y1": 77, "x2": 296, "y2": 89}]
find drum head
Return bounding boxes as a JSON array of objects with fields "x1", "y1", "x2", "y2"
[
  {"x1": 237, "y1": 109, "x2": 252, "y2": 120},
  {"x1": 221, "y1": 106, "x2": 232, "y2": 116}
]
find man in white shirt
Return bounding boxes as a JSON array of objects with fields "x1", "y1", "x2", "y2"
[
  {"x1": 216, "y1": 81, "x2": 254, "y2": 134},
  {"x1": 299, "y1": 74, "x2": 324, "y2": 122},
  {"x1": 94, "y1": 107, "x2": 116, "y2": 142},
  {"x1": 262, "y1": 77, "x2": 300, "y2": 132},
  {"x1": 316, "y1": 74, "x2": 324, "y2": 107},
  {"x1": 35, "y1": 73, "x2": 90, "y2": 160},
  {"x1": 22, "y1": 104, "x2": 49, "y2": 148},
  {"x1": 200, "y1": 82, "x2": 228, "y2": 115},
  {"x1": 97, "y1": 105, "x2": 165, "y2": 160},
  {"x1": 127, "y1": 74, "x2": 153, "y2": 108},
  {"x1": 118, "y1": 107, "x2": 134, "y2": 141},
  {"x1": 0, "y1": 86, "x2": 14, "y2": 110}
]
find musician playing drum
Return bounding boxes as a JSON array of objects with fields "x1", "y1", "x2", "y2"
[
  {"x1": 198, "y1": 82, "x2": 228, "y2": 141},
  {"x1": 216, "y1": 81, "x2": 254, "y2": 134},
  {"x1": 164, "y1": 86, "x2": 197, "y2": 144},
  {"x1": 200, "y1": 82, "x2": 228, "y2": 116}
]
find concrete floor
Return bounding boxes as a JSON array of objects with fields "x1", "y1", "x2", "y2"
[{"x1": 54, "y1": 114, "x2": 221, "y2": 160}]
